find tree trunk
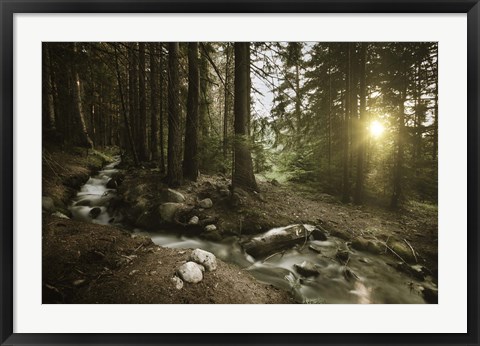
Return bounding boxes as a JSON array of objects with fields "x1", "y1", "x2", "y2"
[
  {"x1": 149, "y1": 43, "x2": 159, "y2": 162},
  {"x1": 114, "y1": 45, "x2": 139, "y2": 166},
  {"x1": 223, "y1": 43, "x2": 231, "y2": 167},
  {"x1": 295, "y1": 63, "x2": 301, "y2": 143},
  {"x1": 42, "y1": 45, "x2": 54, "y2": 132},
  {"x1": 199, "y1": 48, "x2": 210, "y2": 141},
  {"x1": 132, "y1": 43, "x2": 140, "y2": 157},
  {"x1": 47, "y1": 45, "x2": 59, "y2": 132},
  {"x1": 342, "y1": 43, "x2": 351, "y2": 203},
  {"x1": 413, "y1": 60, "x2": 422, "y2": 176},
  {"x1": 354, "y1": 43, "x2": 367, "y2": 204},
  {"x1": 159, "y1": 43, "x2": 166, "y2": 174},
  {"x1": 128, "y1": 43, "x2": 136, "y2": 154},
  {"x1": 72, "y1": 43, "x2": 94, "y2": 150},
  {"x1": 233, "y1": 42, "x2": 258, "y2": 192},
  {"x1": 432, "y1": 78, "x2": 438, "y2": 161},
  {"x1": 167, "y1": 42, "x2": 183, "y2": 187},
  {"x1": 327, "y1": 49, "x2": 332, "y2": 175},
  {"x1": 138, "y1": 42, "x2": 148, "y2": 161},
  {"x1": 183, "y1": 42, "x2": 200, "y2": 181},
  {"x1": 391, "y1": 59, "x2": 407, "y2": 209}
]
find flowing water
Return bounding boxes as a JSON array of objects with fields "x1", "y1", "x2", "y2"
[{"x1": 70, "y1": 159, "x2": 431, "y2": 304}]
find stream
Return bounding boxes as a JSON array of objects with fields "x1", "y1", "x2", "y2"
[{"x1": 69, "y1": 158, "x2": 431, "y2": 304}]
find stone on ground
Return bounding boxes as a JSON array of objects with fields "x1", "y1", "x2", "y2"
[
  {"x1": 198, "y1": 198, "x2": 213, "y2": 209},
  {"x1": 52, "y1": 211, "x2": 70, "y2": 219},
  {"x1": 176, "y1": 262, "x2": 203, "y2": 283},
  {"x1": 389, "y1": 240, "x2": 416, "y2": 263},
  {"x1": 351, "y1": 237, "x2": 383, "y2": 254},
  {"x1": 188, "y1": 216, "x2": 199, "y2": 225},
  {"x1": 204, "y1": 224, "x2": 217, "y2": 232},
  {"x1": 158, "y1": 202, "x2": 184, "y2": 223},
  {"x1": 42, "y1": 196, "x2": 55, "y2": 212},
  {"x1": 190, "y1": 248, "x2": 217, "y2": 271},
  {"x1": 166, "y1": 188, "x2": 186, "y2": 203},
  {"x1": 171, "y1": 276, "x2": 184, "y2": 290}
]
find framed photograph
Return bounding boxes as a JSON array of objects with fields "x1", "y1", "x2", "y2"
[{"x1": 1, "y1": 0, "x2": 479, "y2": 345}]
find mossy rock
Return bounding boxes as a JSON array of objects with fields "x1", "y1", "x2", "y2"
[
  {"x1": 389, "y1": 240, "x2": 416, "y2": 263},
  {"x1": 352, "y1": 237, "x2": 384, "y2": 255}
]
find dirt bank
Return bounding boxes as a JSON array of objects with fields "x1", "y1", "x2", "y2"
[
  {"x1": 42, "y1": 148, "x2": 110, "y2": 215},
  {"x1": 42, "y1": 215, "x2": 294, "y2": 303}
]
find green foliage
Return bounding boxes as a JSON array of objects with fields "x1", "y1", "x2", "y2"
[
  {"x1": 43, "y1": 41, "x2": 438, "y2": 209},
  {"x1": 251, "y1": 41, "x2": 438, "y2": 207},
  {"x1": 198, "y1": 133, "x2": 231, "y2": 174}
]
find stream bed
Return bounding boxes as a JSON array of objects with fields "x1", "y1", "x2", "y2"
[{"x1": 69, "y1": 158, "x2": 432, "y2": 304}]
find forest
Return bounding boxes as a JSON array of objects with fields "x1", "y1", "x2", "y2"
[{"x1": 42, "y1": 42, "x2": 438, "y2": 304}]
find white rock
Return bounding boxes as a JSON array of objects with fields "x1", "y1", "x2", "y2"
[
  {"x1": 198, "y1": 198, "x2": 213, "y2": 209},
  {"x1": 52, "y1": 211, "x2": 70, "y2": 219},
  {"x1": 204, "y1": 224, "x2": 217, "y2": 232},
  {"x1": 171, "y1": 276, "x2": 184, "y2": 290},
  {"x1": 166, "y1": 189, "x2": 186, "y2": 203},
  {"x1": 188, "y1": 216, "x2": 199, "y2": 225},
  {"x1": 190, "y1": 249, "x2": 217, "y2": 272},
  {"x1": 158, "y1": 202, "x2": 184, "y2": 223},
  {"x1": 177, "y1": 262, "x2": 203, "y2": 283}
]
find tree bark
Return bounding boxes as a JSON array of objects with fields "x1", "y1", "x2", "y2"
[
  {"x1": 167, "y1": 42, "x2": 183, "y2": 187},
  {"x1": 138, "y1": 42, "x2": 148, "y2": 161},
  {"x1": 128, "y1": 43, "x2": 136, "y2": 154},
  {"x1": 233, "y1": 42, "x2": 258, "y2": 192},
  {"x1": 223, "y1": 43, "x2": 231, "y2": 169},
  {"x1": 342, "y1": 43, "x2": 352, "y2": 203},
  {"x1": 391, "y1": 58, "x2": 407, "y2": 209},
  {"x1": 159, "y1": 43, "x2": 166, "y2": 174},
  {"x1": 354, "y1": 43, "x2": 367, "y2": 204},
  {"x1": 114, "y1": 45, "x2": 139, "y2": 165},
  {"x1": 432, "y1": 78, "x2": 438, "y2": 161},
  {"x1": 183, "y1": 42, "x2": 200, "y2": 181},
  {"x1": 42, "y1": 44, "x2": 54, "y2": 132},
  {"x1": 149, "y1": 43, "x2": 159, "y2": 162},
  {"x1": 72, "y1": 43, "x2": 94, "y2": 150},
  {"x1": 199, "y1": 48, "x2": 210, "y2": 141}
]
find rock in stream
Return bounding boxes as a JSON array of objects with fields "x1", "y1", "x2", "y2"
[{"x1": 242, "y1": 224, "x2": 315, "y2": 258}]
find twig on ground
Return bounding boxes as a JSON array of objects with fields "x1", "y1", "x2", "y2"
[
  {"x1": 384, "y1": 242, "x2": 407, "y2": 264},
  {"x1": 133, "y1": 243, "x2": 144, "y2": 252},
  {"x1": 403, "y1": 238, "x2": 418, "y2": 263}
]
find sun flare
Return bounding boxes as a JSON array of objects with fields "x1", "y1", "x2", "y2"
[{"x1": 369, "y1": 120, "x2": 385, "y2": 138}]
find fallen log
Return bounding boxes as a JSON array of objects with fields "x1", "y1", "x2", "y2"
[{"x1": 242, "y1": 224, "x2": 315, "y2": 258}]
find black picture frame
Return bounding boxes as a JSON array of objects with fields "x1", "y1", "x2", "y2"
[{"x1": 1, "y1": 1, "x2": 479, "y2": 345}]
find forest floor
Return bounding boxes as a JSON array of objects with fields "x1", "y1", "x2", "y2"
[
  {"x1": 42, "y1": 148, "x2": 294, "y2": 304},
  {"x1": 42, "y1": 147, "x2": 438, "y2": 304},
  {"x1": 42, "y1": 215, "x2": 293, "y2": 303},
  {"x1": 117, "y1": 169, "x2": 438, "y2": 275}
]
